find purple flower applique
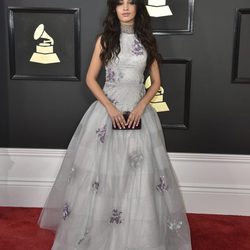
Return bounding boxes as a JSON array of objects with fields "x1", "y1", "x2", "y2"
[
  {"x1": 131, "y1": 38, "x2": 144, "y2": 56},
  {"x1": 117, "y1": 71, "x2": 124, "y2": 81},
  {"x1": 105, "y1": 67, "x2": 116, "y2": 82},
  {"x1": 62, "y1": 202, "x2": 71, "y2": 220},
  {"x1": 96, "y1": 124, "x2": 107, "y2": 143},
  {"x1": 92, "y1": 180, "x2": 99, "y2": 192},
  {"x1": 129, "y1": 152, "x2": 144, "y2": 168},
  {"x1": 167, "y1": 219, "x2": 183, "y2": 232},
  {"x1": 110, "y1": 98, "x2": 118, "y2": 105},
  {"x1": 77, "y1": 229, "x2": 90, "y2": 245},
  {"x1": 109, "y1": 209, "x2": 123, "y2": 224},
  {"x1": 156, "y1": 176, "x2": 169, "y2": 192}
]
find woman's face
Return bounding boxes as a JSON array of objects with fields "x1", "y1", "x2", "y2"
[{"x1": 115, "y1": 0, "x2": 137, "y2": 25}]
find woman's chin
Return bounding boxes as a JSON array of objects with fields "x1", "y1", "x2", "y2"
[{"x1": 119, "y1": 18, "x2": 135, "y2": 24}]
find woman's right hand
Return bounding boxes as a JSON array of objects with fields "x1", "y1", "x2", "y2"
[{"x1": 106, "y1": 104, "x2": 127, "y2": 129}]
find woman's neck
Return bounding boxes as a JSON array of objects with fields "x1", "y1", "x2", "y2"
[{"x1": 120, "y1": 23, "x2": 134, "y2": 34}]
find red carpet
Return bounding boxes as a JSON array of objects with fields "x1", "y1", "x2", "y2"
[{"x1": 0, "y1": 207, "x2": 250, "y2": 249}]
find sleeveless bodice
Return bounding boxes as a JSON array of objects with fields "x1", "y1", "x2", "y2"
[{"x1": 103, "y1": 32, "x2": 147, "y2": 112}]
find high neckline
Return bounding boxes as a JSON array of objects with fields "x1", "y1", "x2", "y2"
[{"x1": 120, "y1": 23, "x2": 134, "y2": 34}]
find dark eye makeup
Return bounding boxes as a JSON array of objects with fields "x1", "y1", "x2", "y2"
[{"x1": 117, "y1": 0, "x2": 135, "y2": 5}]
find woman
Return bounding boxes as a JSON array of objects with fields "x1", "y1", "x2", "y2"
[{"x1": 38, "y1": 0, "x2": 192, "y2": 249}]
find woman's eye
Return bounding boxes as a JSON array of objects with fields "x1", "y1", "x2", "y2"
[{"x1": 117, "y1": 0, "x2": 135, "y2": 6}]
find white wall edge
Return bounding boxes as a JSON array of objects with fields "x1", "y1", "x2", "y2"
[{"x1": 0, "y1": 148, "x2": 250, "y2": 216}]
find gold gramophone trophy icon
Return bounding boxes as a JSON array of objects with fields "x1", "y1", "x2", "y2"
[
  {"x1": 30, "y1": 24, "x2": 60, "y2": 64},
  {"x1": 145, "y1": 76, "x2": 170, "y2": 112},
  {"x1": 146, "y1": 0, "x2": 173, "y2": 17}
]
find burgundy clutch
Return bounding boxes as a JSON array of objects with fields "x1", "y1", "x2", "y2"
[{"x1": 112, "y1": 111, "x2": 141, "y2": 130}]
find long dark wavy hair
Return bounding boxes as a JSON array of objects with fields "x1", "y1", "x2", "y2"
[{"x1": 100, "y1": 0, "x2": 160, "y2": 70}]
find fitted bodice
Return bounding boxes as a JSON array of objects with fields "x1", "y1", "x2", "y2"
[{"x1": 103, "y1": 32, "x2": 147, "y2": 112}]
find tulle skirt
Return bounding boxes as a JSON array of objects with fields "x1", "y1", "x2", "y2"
[{"x1": 38, "y1": 100, "x2": 192, "y2": 250}]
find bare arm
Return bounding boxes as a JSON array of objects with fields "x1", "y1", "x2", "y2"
[
  {"x1": 139, "y1": 59, "x2": 161, "y2": 107},
  {"x1": 127, "y1": 59, "x2": 161, "y2": 128},
  {"x1": 85, "y1": 36, "x2": 127, "y2": 129},
  {"x1": 85, "y1": 36, "x2": 113, "y2": 109}
]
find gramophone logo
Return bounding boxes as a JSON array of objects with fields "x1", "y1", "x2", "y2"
[
  {"x1": 30, "y1": 24, "x2": 60, "y2": 64},
  {"x1": 145, "y1": 76, "x2": 170, "y2": 112},
  {"x1": 146, "y1": 0, "x2": 173, "y2": 17}
]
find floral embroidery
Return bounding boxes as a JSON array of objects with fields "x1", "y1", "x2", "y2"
[
  {"x1": 104, "y1": 91, "x2": 119, "y2": 105},
  {"x1": 106, "y1": 67, "x2": 116, "y2": 82},
  {"x1": 129, "y1": 152, "x2": 144, "y2": 168},
  {"x1": 156, "y1": 176, "x2": 168, "y2": 192},
  {"x1": 131, "y1": 38, "x2": 144, "y2": 56},
  {"x1": 62, "y1": 202, "x2": 71, "y2": 220},
  {"x1": 92, "y1": 181, "x2": 99, "y2": 191},
  {"x1": 109, "y1": 209, "x2": 123, "y2": 224},
  {"x1": 110, "y1": 98, "x2": 119, "y2": 105},
  {"x1": 117, "y1": 71, "x2": 124, "y2": 81},
  {"x1": 167, "y1": 219, "x2": 183, "y2": 231},
  {"x1": 96, "y1": 124, "x2": 107, "y2": 143},
  {"x1": 77, "y1": 229, "x2": 89, "y2": 245}
]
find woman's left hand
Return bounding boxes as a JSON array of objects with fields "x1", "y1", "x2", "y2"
[{"x1": 126, "y1": 102, "x2": 147, "y2": 129}]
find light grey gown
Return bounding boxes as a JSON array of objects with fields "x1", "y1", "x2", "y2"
[{"x1": 38, "y1": 27, "x2": 192, "y2": 250}]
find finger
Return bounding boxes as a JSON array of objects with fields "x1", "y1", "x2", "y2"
[
  {"x1": 127, "y1": 117, "x2": 134, "y2": 128},
  {"x1": 115, "y1": 117, "x2": 122, "y2": 129},
  {"x1": 118, "y1": 116, "x2": 126, "y2": 129},
  {"x1": 127, "y1": 113, "x2": 135, "y2": 128},
  {"x1": 132, "y1": 119, "x2": 137, "y2": 129},
  {"x1": 121, "y1": 116, "x2": 127, "y2": 128},
  {"x1": 119, "y1": 115, "x2": 126, "y2": 129},
  {"x1": 132, "y1": 116, "x2": 139, "y2": 128},
  {"x1": 136, "y1": 117, "x2": 140, "y2": 126},
  {"x1": 112, "y1": 118, "x2": 116, "y2": 128}
]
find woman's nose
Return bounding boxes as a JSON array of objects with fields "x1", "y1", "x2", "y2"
[{"x1": 123, "y1": 3, "x2": 129, "y2": 10}]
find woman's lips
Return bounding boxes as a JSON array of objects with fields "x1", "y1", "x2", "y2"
[{"x1": 122, "y1": 13, "x2": 130, "y2": 17}]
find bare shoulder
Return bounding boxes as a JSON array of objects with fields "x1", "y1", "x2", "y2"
[{"x1": 95, "y1": 35, "x2": 103, "y2": 50}]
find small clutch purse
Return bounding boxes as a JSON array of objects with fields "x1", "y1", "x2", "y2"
[{"x1": 112, "y1": 111, "x2": 141, "y2": 130}]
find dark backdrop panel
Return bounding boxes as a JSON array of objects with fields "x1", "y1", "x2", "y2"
[
  {"x1": 238, "y1": 12, "x2": 250, "y2": 78},
  {"x1": 0, "y1": 3, "x2": 9, "y2": 146},
  {"x1": 13, "y1": 10, "x2": 76, "y2": 77},
  {"x1": 3, "y1": 0, "x2": 106, "y2": 149},
  {"x1": 1, "y1": 0, "x2": 250, "y2": 154}
]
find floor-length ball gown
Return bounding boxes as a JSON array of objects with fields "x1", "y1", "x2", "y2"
[{"x1": 38, "y1": 25, "x2": 192, "y2": 250}]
